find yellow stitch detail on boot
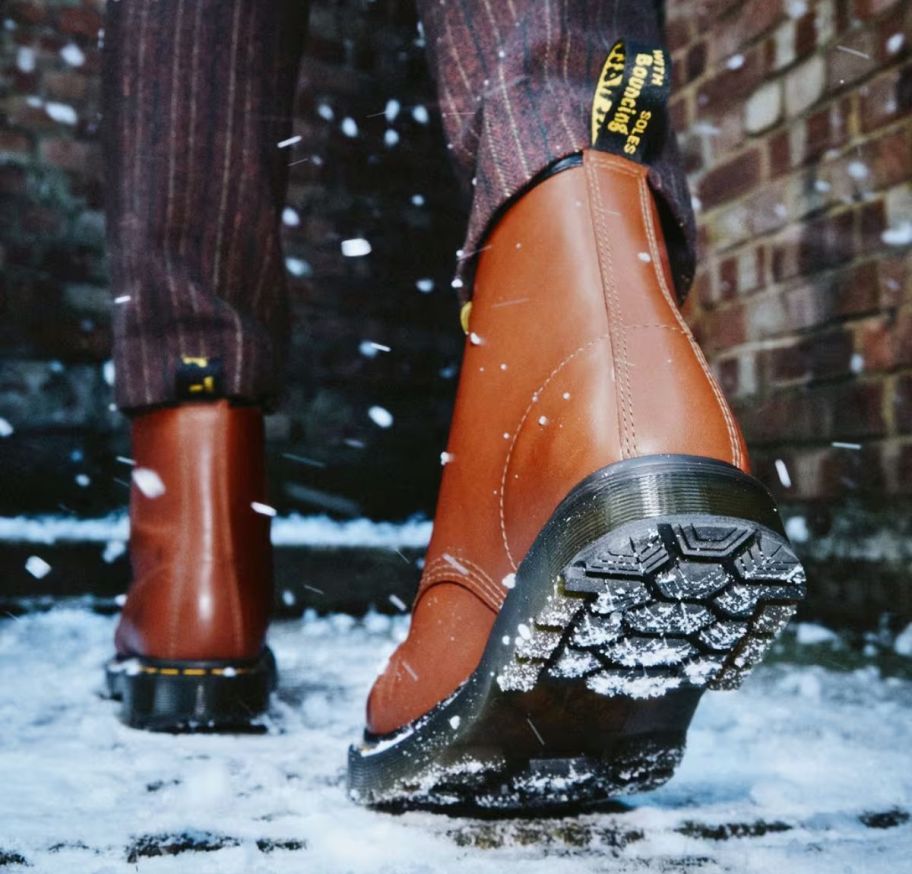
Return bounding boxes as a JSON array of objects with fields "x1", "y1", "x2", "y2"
[
  {"x1": 182, "y1": 668, "x2": 206, "y2": 676},
  {"x1": 159, "y1": 668, "x2": 180, "y2": 676}
]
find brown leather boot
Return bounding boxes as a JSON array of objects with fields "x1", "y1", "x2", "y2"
[
  {"x1": 105, "y1": 400, "x2": 276, "y2": 730},
  {"x1": 348, "y1": 151, "x2": 806, "y2": 810}
]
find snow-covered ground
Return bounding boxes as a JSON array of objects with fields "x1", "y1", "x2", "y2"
[{"x1": 1, "y1": 608, "x2": 910, "y2": 873}]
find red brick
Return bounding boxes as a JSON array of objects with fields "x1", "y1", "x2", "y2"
[
  {"x1": 701, "y1": 301, "x2": 746, "y2": 352},
  {"x1": 765, "y1": 339, "x2": 807, "y2": 383},
  {"x1": 830, "y1": 380, "x2": 886, "y2": 438},
  {"x1": 853, "y1": 0, "x2": 902, "y2": 19},
  {"x1": 858, "y1": 315, "x2": 896, "y2": 371},
  {"x1": 859, "y1": 63, "x2": 912, "y2": 132},
  {"x1": 707, "y1": 3, "x2": 783, "y2": 65},
  {"x1": 794, "y1": 12, "x2": 817, "y2": 57},
  {"x1": 57, "y1": 7, "x2": 103, "y2": 39},
  {"x1": 741, "y1": 179, "x2": 791, "y2": 238},
  {"x1": 38, "y1": 137, "x2": 95, "y2": 174},
  {"x1": 668, "y1": 95, "x2": 691, "y2": 133},
  {"x1": 875, "y1": 3, "x2": 912, "y2": 63},
  {"x1": 0, "y1": 129, "x2": 32, "y2": 156},
  {"x1": 741, "y1": 382, "x2": 883, "y2": 444},
  {"x1": 665, "y1": 17, "x2": 694, "y2": 53},
  {"x1": 860, "y1": 198, "x2": 888, "y2": 251},
  {"x1": 893, "y1": 373, "x2": 912, "y2": 432},
  {"x1": 7, "y1": 1, "x2": 47, "y2": 25},
  {"x1": 892, "y1": 441, "x2": 912, "y2": 493},
  {"x1": 768, "y1": 129, "x2": 791, "y2": 177},
  {"x1": 696, "y1": 47, "x2": 766, "y2": 115},
  {"x1": 0, "y1": 164, "x2": 28, "y2": 196},
  {"x1": 44, "y1": 71, "x2": 89, "y2": 104},
  {"x1": 890, "y1": 307, "x2": 912, "y2": 368},
  {"x1": 809, "y1": 327, "x2": 856, "y2": 379},
  {"x1": 878, "y1": 254, "x2": 911, "y2": 308},
  {"x1": 803, "y1": 100, "x2": 851, "y2": 164},
  {"x1": 686, "y1": 41, "x2": 708, "y2": 83},
  {"x1": 798, "y1": 210, "x2": 855, "y2": 274},
  {"x1": 865, "y1": 126, "x2": 912, "y2": 191},
  {"x1": 714, "y1": 356, "x2": 739, "y2": 397},
  {"x1": 833, "y1": 260, "x2": 883, "y2": 316},
  {"x1": 717, "y1": 255, "x2": 738, "y2": 300},
  {"x1": 698, "y1": 148, "x2": 762, "y2": 210}
]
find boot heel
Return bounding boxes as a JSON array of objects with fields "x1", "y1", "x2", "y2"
[
  {"x1": 499, "y1": 454, "x2": 805, "y2": 698},
  {"x1": 105, "y1": 648, "x2": 277, "y2": 732},
  {"x1": 348, "y1": 455, "x2": 805, "y2": 811}
]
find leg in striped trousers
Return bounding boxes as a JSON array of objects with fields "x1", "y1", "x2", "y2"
[{"x1": 102, "y1": 0, "x2": 694, "y2": 411}]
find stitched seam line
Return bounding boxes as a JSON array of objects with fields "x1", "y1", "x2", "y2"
[
  {"x1": 498, "y1": 333, "x2": 613, "y2": 570},
  {"x1": 418, "y1": 569, "x2": 503, "y2": 610},
  {"x1": 585, "y1": 157, "x2": 638, "y2": 458},
  {"x1": 636, "y1": 175, "x2": 742, "y2": 468},
  {"x1": 419, "y1": 555, "x2": 501, "y2": 604}
]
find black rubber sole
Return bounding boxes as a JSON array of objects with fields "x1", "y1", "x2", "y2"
[
  {"x1": 105, "y1": 648, "x2": 277, "y2": 732},
  {"x1": 347, "y1": 454, "x2": 806, "y2": 812}
]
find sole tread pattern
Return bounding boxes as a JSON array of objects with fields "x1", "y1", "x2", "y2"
[{"x1": 497, "y1": 518, "x2": 805, "y2": 698}]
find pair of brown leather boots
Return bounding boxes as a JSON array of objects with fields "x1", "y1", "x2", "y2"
[{"x1": 106, "y1": 152, "x2": 805, "y2": 812}]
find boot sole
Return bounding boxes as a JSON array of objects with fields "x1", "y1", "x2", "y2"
[
  {"x1": 104, "y1": 648, "x2": 277, "y2": 732},
  {"x1": 347, "y1": 454, "x2": 806, "y2": 812}
]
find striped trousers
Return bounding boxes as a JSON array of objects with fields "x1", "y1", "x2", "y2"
[{"x1": 102, "y1": 0, "x2": 694, "y2": 411}]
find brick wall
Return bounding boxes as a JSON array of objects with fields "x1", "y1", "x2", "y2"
[
  {"x1": 667, "y1": 0, "x2": 911, "y2": 591},
  {"x1": 1, "y1": 1, "x2": 912, "y2": 616}
]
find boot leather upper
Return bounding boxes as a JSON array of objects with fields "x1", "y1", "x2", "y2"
[
  {"x1": 114, "y1": 400, "x2": 273, "y2": 662},
  {"x1": 366, "y1": 151, "x2": 749, "y2": 735}
]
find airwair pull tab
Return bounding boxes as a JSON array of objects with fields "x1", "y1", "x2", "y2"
[
  {"x1": 176, "y1": 356, "x2": 224, "y2": 400},
  {"x1": 591, "y1": 39, "x2": 671, "y2": 164},
  {"x1": 460, "y1": 301, "x2": 473, "y2": 335}
]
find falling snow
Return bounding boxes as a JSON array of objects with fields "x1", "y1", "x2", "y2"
[
  {"x1": 24, "y1": 555, "x2": 51, "y2": 579},
  {"x1": 367, "y1": 405, "x2": 394, "y2": 429},
  {"x1": 60, "y1": 43, "x2": 85, "y2": 67},
  {"x1": 341, "y1": 238, "x2": 372, "y2": 258},
  {"x1": 131, "y1": 468, "x2": 166, "y2": 499},
  {"x1": 251, "y1": 502, "x2": 278, "y2": 517},
  {"x1": 45, "y1": 102, "x2": 77, "y2": 125},
  {"x1": 285, "y1": 257, "x2": 312, "y2": 277},
  {"x1": 882, "y1": 222, "x2": 912, "y2": 246}
]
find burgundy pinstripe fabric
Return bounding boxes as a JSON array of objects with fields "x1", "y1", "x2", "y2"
[
  {"x1": 102, "y1": 0, "x2": 306, "y2": 410},
  {"x1": 417, "y1": 0, "x2": 694, "y2": 299},
  {"x1": 103, "y1": 0, "x2": 694, "y2": 411}
]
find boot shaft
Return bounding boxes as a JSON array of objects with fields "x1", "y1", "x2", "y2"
[
  {"x1": 116, "y1": 401, "x2": 273, "y2": 661},
  {"x1": 427, "y1": 151, "x2": 748, "y2": 609}
]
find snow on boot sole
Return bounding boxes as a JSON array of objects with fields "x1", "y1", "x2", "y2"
[
  {"x1": 104, "y1": 648, "x2": 277, "y2": 732},
  {"x1": 347, "y1": 455, "x2": 806, "y2": 812}
]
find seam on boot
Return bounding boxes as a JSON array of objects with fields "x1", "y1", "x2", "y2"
[
  {"x1": 635, "y1": 174, "x2": 743, "y2": 469},
  {"x1": 498, "y1": 333, "x2": 614, "y2": 572},
  {"x1": 584, "y1": 155, "x2": 639, "y2": 459},
  {"x1": 420, "y1": 555, "x2": 503, "y2": 610}
]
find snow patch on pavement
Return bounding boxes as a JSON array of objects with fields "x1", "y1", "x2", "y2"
[
  {"x1": 0, "y1": 513, "x2": 432, "y2": 549},
  {"x1": 0, "y1": 609, "x2": 910, "y2": 872}
]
